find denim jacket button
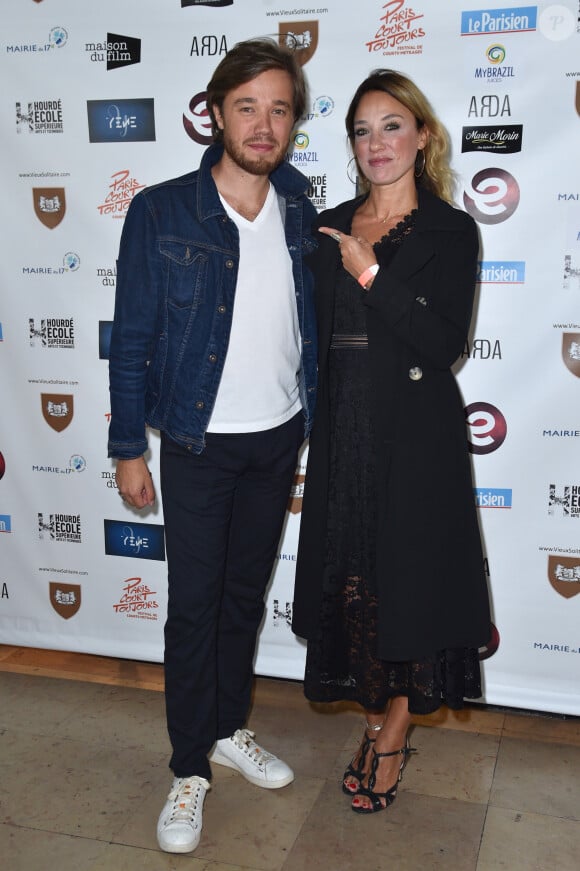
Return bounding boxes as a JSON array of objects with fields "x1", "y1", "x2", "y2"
[
  {"x1": 218, "y1": 305, "x2": 226, "y2": 313},
  {"x1": 409, "y1": 366, "x2": 423, "y2": 381},
  {"x1": 208, "y1": 354, "x2": 217, "y2": 363},
  {"x1": 225, "y1": 259, "x2": 234, "y2": 269},
  {"x1": 195, "y1": 400, "x2": 204, "y2": 409}
]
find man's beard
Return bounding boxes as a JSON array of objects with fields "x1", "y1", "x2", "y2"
[{"x1": 222, "y1": 130, "x2": 286, "y2": 176}]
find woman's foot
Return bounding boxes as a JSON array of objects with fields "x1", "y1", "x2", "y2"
[
  {"x1": 351, "y1": 737, "x2": 413, "y2": 813},
  {"x1": 342, "y1": 717, "x2": 384, "y2": 795}
]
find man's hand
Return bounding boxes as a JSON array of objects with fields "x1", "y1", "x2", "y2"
[{"x1": 115, "y1": 457, "x2": 156, "y2": 509}]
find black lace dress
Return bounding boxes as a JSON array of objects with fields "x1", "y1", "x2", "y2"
[{"x1": 303, "y1": 213, "x2": 482, "y2": 714}]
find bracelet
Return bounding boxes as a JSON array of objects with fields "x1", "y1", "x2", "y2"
[{"x1": 357, "y1": 263, "x2": 379, "y2": 288}]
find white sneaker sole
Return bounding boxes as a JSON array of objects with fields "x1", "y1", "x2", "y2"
[
  {"x1": 210, "y1": 748, "x2": 294, "y2": 789},
  {"x1": 157, "y1": 833, "x2": 201, "y2": 854}
]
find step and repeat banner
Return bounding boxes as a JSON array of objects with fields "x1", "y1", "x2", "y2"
[{"x1": 1, "y1": 0, "x2": 579, "y2": 714}]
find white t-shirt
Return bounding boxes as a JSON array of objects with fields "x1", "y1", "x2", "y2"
[{"x1": 207, "y1": 183, "x2": 302, "y2": 433}]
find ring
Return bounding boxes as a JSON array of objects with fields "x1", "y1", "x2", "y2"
[{"x1": 330, "y1": 232, "x2": 341, "y2": 242}]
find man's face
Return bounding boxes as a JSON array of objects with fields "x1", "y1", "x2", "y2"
[{"x1": 213, "y1": 68, "x2": 296, "y2": 176}]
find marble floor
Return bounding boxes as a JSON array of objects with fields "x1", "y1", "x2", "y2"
[{"x1": 1, "y1": 645, "x2": 579, "y2": 871}]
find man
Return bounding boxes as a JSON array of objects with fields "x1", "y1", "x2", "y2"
[{"x1": 107, "y1": 38, "x2": 317, "y2": 854}]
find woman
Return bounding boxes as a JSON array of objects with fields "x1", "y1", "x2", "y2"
[{"x1": 292, "y1": 70, "x2": 492, "y2": 814}]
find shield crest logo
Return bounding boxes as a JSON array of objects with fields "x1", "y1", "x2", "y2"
[
  {"x1": 41, "y1": 394, "x2": 73, "y2": 432},
  {"x1": 288, "y1": 474, "x2": 305, "y2": 514},
  {"x1": 33, "y1": 187, "x2": 66, "y2": 229},
  {"x1": 279, "y1": 21, "x2": 318, "y2": 66},
  {"x1": 562, "y1": 333, "x2": 580, "y2": 377},
  {"x1": 548, "y1": 556, "x2": 580, "y2": 599},
  {"x1": 49, "y1": 582, "x2": 81, "y2": 619}
]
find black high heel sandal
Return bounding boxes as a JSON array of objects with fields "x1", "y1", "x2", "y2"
[
  {"x1": 342, "y1": 732, "x2": 376, "y2": 795},
  {"x1": 351, "y1": 740, "x2": 415, "y2": 814}
]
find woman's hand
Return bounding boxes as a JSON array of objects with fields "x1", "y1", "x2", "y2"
[{"x1": 319, "y1": 226, "x2": 378, "y2": 288}]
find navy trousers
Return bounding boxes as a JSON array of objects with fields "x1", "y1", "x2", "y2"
[{"x1": 159, "y1": 412, "x2": 303, "y2": 779}]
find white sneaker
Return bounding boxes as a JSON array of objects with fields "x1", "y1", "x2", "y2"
[
  {"x1": 156, "y1": 775, "x2": 210, "y2": 854},
  {"x1": 210, "y1": 728, "x2": 294, "y2": 789}
]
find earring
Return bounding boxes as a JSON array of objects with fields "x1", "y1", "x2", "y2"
[
  {"x1": 414, "y1": 149, "x2": 426, "y2": 179},
  {"x1": 347, "y1": 156, "x2": 358, "y2": 186}
]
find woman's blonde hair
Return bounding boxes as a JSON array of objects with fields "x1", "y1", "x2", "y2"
[{"x1": 345, "y1": 69, "x2": 456, "y2": 204}]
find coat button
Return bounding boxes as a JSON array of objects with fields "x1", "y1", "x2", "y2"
[{"x1": 409, "y1": 366, "x2": 423, "y2": 381}]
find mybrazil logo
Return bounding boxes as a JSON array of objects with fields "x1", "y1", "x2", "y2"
[
  {"x1": 461, "y1": 6, "x2": 538, "y2": 36},
  {"x1": 104, "y1": 519, "x2": 165, "y2": 561}
]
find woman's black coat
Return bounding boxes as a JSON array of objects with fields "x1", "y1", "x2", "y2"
[{"x1": 292, "y1": 188, "x2": 492, "y2": 661}]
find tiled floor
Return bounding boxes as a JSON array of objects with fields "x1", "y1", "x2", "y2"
[{"x1": 1, "y1": 646, "x2": 579, "y2": 870}]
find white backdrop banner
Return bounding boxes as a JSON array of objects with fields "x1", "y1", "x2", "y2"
[{"x1": 1, "y1": 0, "x2": 579, "y2": 715}]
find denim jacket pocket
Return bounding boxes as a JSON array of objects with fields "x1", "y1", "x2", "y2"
[{"x1": 159, "y1": 240, "x2": 208, "y2": 309}]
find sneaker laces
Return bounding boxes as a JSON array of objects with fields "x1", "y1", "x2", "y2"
[
  {"x1": 165, "y1": 776, "x2": 210, "y2": 824},
  {"x1": 230, "y1": 728, "x2": 276, "y2": 768}
]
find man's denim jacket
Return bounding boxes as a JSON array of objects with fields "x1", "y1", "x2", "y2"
[{"x1": 107, "y1": 143, "x2": 318, "y2": 459}]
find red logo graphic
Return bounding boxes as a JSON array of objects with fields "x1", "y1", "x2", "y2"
[
  {"x1": 0, "y1": 451, "x2": 5, "y2": 480},
  {"x1": 183, "y1": 92, "x2": 213, "y2": 145},
  {"x1": 479, "y1": 622, "x2": 500, "y2": 660},
  {"x1": 465, "y1": 402, "x2": 507, "y2": 454},
  {"x1": 463, "y1": 168, "x2": 520, "y2": 224}
]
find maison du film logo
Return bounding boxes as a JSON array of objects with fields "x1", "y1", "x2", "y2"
[
  {"x1": 112, "y1": 576, "x2": 159, "y2": 621},
  {"x1": 465, "y1": 402, "x2": 507, "y2": 454},
  {"x1": 97, "y1": 170, "x2": 145, "y2": 219},
  {"x1": 279, "y1": 21, "x2": 319, "y2": 65},
  {"x1": 463, "y1": 168, "x2": 520, "y2": 224},
  {"x1": 548, "y1": 483, "x2": 580, "y2": 518},
  {"x1": 365, "y1": 0, "x2": 426, "y2": 56},
  {"x1": 38, "y1": 512, "x2": 82, "y2": 543},
  {"x1": 183, "y1": 92, "x2": 213, "y2": 144},
  {"x1": 85, "y1": 33, "x2": 141, "y2": 69},
  {"x1": 0, "y1": 515, "x2": 12, "y2": 533},
  {"x1": 87, "y1": 99, "x2": 156, "y2": 143},
  {"x1": 16, "y1": 100, "x2": 63, "y2": 134},
  {"x1": 29, "y1": 318, "x2": 75, "y2": 349}
]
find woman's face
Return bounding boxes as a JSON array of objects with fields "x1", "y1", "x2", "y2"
[{"x1": 352, "y1": 89, "x2": 428, "y2": 190}]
